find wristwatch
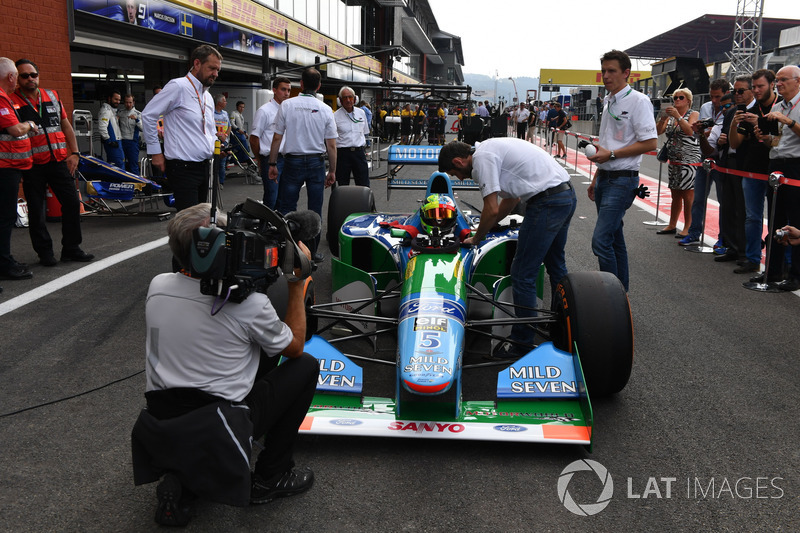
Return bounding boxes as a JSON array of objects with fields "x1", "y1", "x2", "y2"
[{"x1": 609, "y1": 151, "x2": 617, "y2": 160}]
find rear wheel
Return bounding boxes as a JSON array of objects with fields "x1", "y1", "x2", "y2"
[
  {"x1": 550, "y1": 271, "x2": 633, "y2": 396},
  {"x1": 326, "y1": 185, "x2": 375, "y2": 257}
]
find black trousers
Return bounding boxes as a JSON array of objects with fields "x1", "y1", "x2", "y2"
[
  {"x1": 247, "y1": 352, "x2": 319, "y2": 479},
  {"x1": 768, "y1": 158, "x2": 800, "y2": 280},
  {"x1": 718, "y1": 170, "x2": 746, "y2": 259},
  {"x1": 0, "y1": 168, "x2": 21, "y2": 269},
  {"x1": 165, "y1": 159, "x2": 210, "y2": 212},
  {"x1": 22, "y1": 160, "x2": 83, "y2": 257},
  {"x1": 335, "y1": 148, "x2": 369, "y2": 187}
]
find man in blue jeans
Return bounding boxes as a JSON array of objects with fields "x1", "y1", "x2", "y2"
[
  {"x1": 438, "y1": 138, "x2": 577, "y2": 360},
  {"x1": 268, "y1": 68, "x2": 337, "y2": 262},
  {"x1": 587, "y1": 50, "x2": 657, "y2": 291}
]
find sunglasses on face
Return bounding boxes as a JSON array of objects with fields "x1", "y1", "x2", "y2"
[
  {"x1": 19, "y1": 72, "x2": 39, "y2": 79},
  {"x1": 722, "y1": 102, "x2": 733, "y2": 109},
  {"x1": 673, "y1": 95, "x2": 685, "y2": 101},
  {"x1": 733, "y1": 88, "x2": 748, "y2": 95}
]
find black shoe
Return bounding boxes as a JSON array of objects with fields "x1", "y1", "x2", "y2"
[
  {"x1": 39, "y1": 254, "x2": 58, "y2": 267},
  {"x1": 251, "y1": 467, "x2": 314, "y2": 505},
  {"x1": 749, "y1": 273, "x2": 781, "y2": 284},
  {"x1": 154, "y1": 473, "x2": 193, "y2": 527},
  {"x1": 656, "y1": 228, "x2": 676, "y2": 235},
  {"x1": 0, "y1": 265, "x2": 33, "y2": 280},
  {"x1": 734, "y1": 261, "x2": 760, "y2": 274},
  {"x1": 61, "y1": 249, "x2": 95, "y2": 262},
  {"x1": 713, "y1": 253, "x2": 738, "y2": 262},
  {"x1": 312, "y1": 252, "x2": 324, "y2": 263},
  {"x1": 776, "y1": 278, "x2": 800, "y2": 292}
]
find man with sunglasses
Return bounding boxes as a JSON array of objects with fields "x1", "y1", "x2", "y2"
[
  {"x1": 586, "y1": 49, "x2": 657, "y2": 291},
  {"x1": 11, "y1": 59, "x2": 94, "y2": 266},
  {"x1": 680, "y1": 78, "x2": 730, "y2": 248},
  {"x1": 729, "y1": 69, "x2": 781, "y2": 276}
]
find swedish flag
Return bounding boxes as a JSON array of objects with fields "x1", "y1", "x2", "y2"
[{"x1": 180, "y1": 13, "x2": 193, "y2": 37}]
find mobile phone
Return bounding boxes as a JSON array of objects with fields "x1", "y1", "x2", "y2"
[{"x1": 736, "y1": 104, "x2": 747, "y2": 112}]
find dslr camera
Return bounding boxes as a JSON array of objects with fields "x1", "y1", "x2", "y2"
[
  {"x1": 696, "y1": 118, "x2": 716, "y2": 130},
  {"x1": 190, "y1": 199, "x2": 317, "y2": 303}
]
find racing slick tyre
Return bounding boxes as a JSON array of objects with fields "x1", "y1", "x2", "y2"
[
  {"x1": 327, "y1": 185, "x2": 375, "y2": 257},
  {"x1": 266, "y1": 276, "x2": 316, "y2": 342},
  {"x1": 550, "y1": 271, "x2": 633, "y2": 396},
  {"x1": 303, "y1": 278, "x2": 316, "y2": 341}
]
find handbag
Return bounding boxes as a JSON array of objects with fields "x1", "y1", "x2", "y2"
[{"x1": 657, "y1": 129, "x2": 672, "y2": 163}]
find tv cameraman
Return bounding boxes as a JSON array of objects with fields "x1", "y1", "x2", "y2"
[{"x1": 132, "y1": 203, "x2": 319, "y2": 526}]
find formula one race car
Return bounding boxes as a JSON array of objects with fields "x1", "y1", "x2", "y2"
[{"x1": 300, "y1": 169, "x2": 633, "y2": 447}]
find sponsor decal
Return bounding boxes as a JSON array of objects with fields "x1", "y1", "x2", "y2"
[
  {"x1": 329, "y1": 419, "x2": 363, "y2": 426},
  {"x1": 404, "y1": 355, "x2": 452, "y2": 376},
  {"x1": 388, "y1": 421, "x2": 465, "y2": 433},
  {"x1": 493, "y1": 425, "x2": 528, "y2": 433},
  {"x1": 413, "y1": 316, "x2": 448, "y2": 332},
  {"x1": 399, "y1": 298, "x2": 465, "y2": 322},
  {"x1": 465, "y1": 409, "x2": 579, "y2": 422}
]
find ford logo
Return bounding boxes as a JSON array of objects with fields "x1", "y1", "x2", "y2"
[
  {"x1": 493, "y1": 424, "x2": 527, "y2": 433},
  {"x1": 330, "y1": 419, "x2": 362, "y2": 426}
]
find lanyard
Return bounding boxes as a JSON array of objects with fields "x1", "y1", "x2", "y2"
[
  {"x1": 19, "y1": 89, "x2": 42, "y2": 118},
  {"x1": 346, "y1": 111, "x2": 363, "y2": 123},
  {"x1": 186, "y1": 75, "x2": 206, "y2": 134},
  {"x1": 607, "y1": 87, "x2": 632, "y2": 121}
]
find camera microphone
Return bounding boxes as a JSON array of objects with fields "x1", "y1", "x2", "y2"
[{"x1": 285, "y1": 210, "x2": 322, "y2": 243}]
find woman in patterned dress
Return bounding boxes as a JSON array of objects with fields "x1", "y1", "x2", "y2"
[{"x1": 655, "y1": 88, "x2": 700, "y2": 237}]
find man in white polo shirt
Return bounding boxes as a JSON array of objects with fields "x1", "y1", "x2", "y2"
[
  {"x1": 587, "y1": 49, "x2": 657, "y2": 292},
  {"x1": 438, "y1": 138, "x2": 576, "y2": 360},
  {"x1": 268, "y1": 68, "x2": 337, "y2": 262},
  {"x1": 250, "y1": 76, "x2": 291, "y2": 209},
  {"x1": 333, "y1": 86, "x2": 370, "y2": 186}
]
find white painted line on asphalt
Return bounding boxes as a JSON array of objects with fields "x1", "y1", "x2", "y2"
[{"x1": 0, "y1": 237, "x2": 169, "y2": 317}]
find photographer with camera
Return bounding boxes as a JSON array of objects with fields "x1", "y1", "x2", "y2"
[
  {"x1": 132, "y1": 203, "x2": 319, "y2": 526},
  {"x1": 776, "y1": 225, "x2": 800, "y2": 246},
  {"x1": 728, "y1": 70, "x2": 781, "y2": 275}
]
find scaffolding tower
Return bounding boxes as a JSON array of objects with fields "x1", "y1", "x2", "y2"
[{"x1": 727, "y1": 0, "x2": 764, "y2": 79}]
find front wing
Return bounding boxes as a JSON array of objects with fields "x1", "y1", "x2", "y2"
[{"x1": 300, "y1": 336, "x2": 594, "y2": 446}]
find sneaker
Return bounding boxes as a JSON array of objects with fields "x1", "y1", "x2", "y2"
[
  {"x1": 154, "y1": 473, "x2": 193, "y2": 527},
  {"x1": 713, "y1": 240, "x2": 727, "y2": 255},
  {"x1": 251, "y1": 467, "x2": 314, "y2": 505},
  {"x1": 678, "y1": 235, "x2": 700, "y2": 246}
]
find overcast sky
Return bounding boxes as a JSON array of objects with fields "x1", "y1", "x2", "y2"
[{"x1": 429, "y1": 0, "x2": 798, "y2": 78}]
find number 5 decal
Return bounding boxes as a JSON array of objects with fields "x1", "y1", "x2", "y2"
[{"x1": 419, "y1": 331, "x2": 440, "y2": 348}]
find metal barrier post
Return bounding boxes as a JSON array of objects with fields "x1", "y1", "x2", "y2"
[
  {"x1": 643, "y1": 160, "x2": 668, "y2": 226},
  {"x1": 742, "y1": 172, "x2": 783, "y2": 292},
  {"x1": 685, "y1": 159, "x2": 715, "y2": 253}
]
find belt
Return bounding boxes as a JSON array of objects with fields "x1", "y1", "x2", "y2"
[
  {"x1": 165, "y1": 158, "x2": 210, "y2": 169},
  {"x1": 338, "y1": 147, "x2": 365, "y2": 151},
  {"x1": 598, "y1": 169, "x2": 638, "y2": 178},
  {"x1": 528, "y1": 181, "x2": 573, "y2": 203},
  {"x1": 285, "y1": 153, "x2": 324, "y2": 160}
]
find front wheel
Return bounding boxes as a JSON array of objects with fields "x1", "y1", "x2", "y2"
[
  {"x1": 326, "y1": 185, "x2": 375, "y2": 257},
  {"x1": 550, "y1": 271, "x2": 633, "y2": 396}
]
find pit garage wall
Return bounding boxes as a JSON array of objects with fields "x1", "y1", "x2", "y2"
[{"x1": 0, "y1": 0, "x2": 75, "y2": 115}]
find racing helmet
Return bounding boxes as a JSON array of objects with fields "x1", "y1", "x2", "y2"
[{"x1": 420, "y1": 194, "x2": 457, "y2": 235}]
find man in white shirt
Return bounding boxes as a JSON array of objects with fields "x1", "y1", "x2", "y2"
[
  {"x1": 333, "y1": 86, "x2": 370, "y2": 186},
  {"x1": 99, "y1": 90, "x2": 124, "y2": 168},
  {"x1": 268, "y1": 68, "x2": 337, "y2": 262},
  {"x1": 142, "y1": 45, "x2": 221, "y2": 212},
  {"x1": 250, "y1": 76, "x2": 291, "y2": 209},
  {"x1": 587, "y1": 49, "x2": 657, "y2": 291},
  {"x1": 438, "y1": 138, "x2": 576, "y2": 360},
  {"x1": 513, "y1": 103, "x2": 530, "y2": 139}
]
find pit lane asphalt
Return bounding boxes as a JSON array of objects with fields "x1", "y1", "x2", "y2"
[{"x1": 1, "y1": 142, "x2": 797, "y2": 532}]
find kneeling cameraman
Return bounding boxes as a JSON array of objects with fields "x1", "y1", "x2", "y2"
[{"x1": 132, "y1": 203, "x2": 319, "y2": 526}]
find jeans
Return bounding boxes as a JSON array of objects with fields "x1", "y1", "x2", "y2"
[
  {"x1": 742, "y1": 177, "x2": 768, "y2": 264},
  {"x1": 216, "y1": 154, "x2": 227, "y2": 184},
  {"x1": 260, "y1": 155, "x2": 284, "y2": 210},
  {"x1": 276, "y1": 156, "x2": 325, "y2": 251},
  {"x1": 687, "y1": 167, "x2": 721, "y2": 239},
  {"x1": 121, "y1": 139, "x2": 140, "y2": 175},
  {"x1": 592, "y1": 173, "x2": 638, "y2": 291},
  {"x1": 510, "y1": 186, "x2": 577, "y2": 346}
]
